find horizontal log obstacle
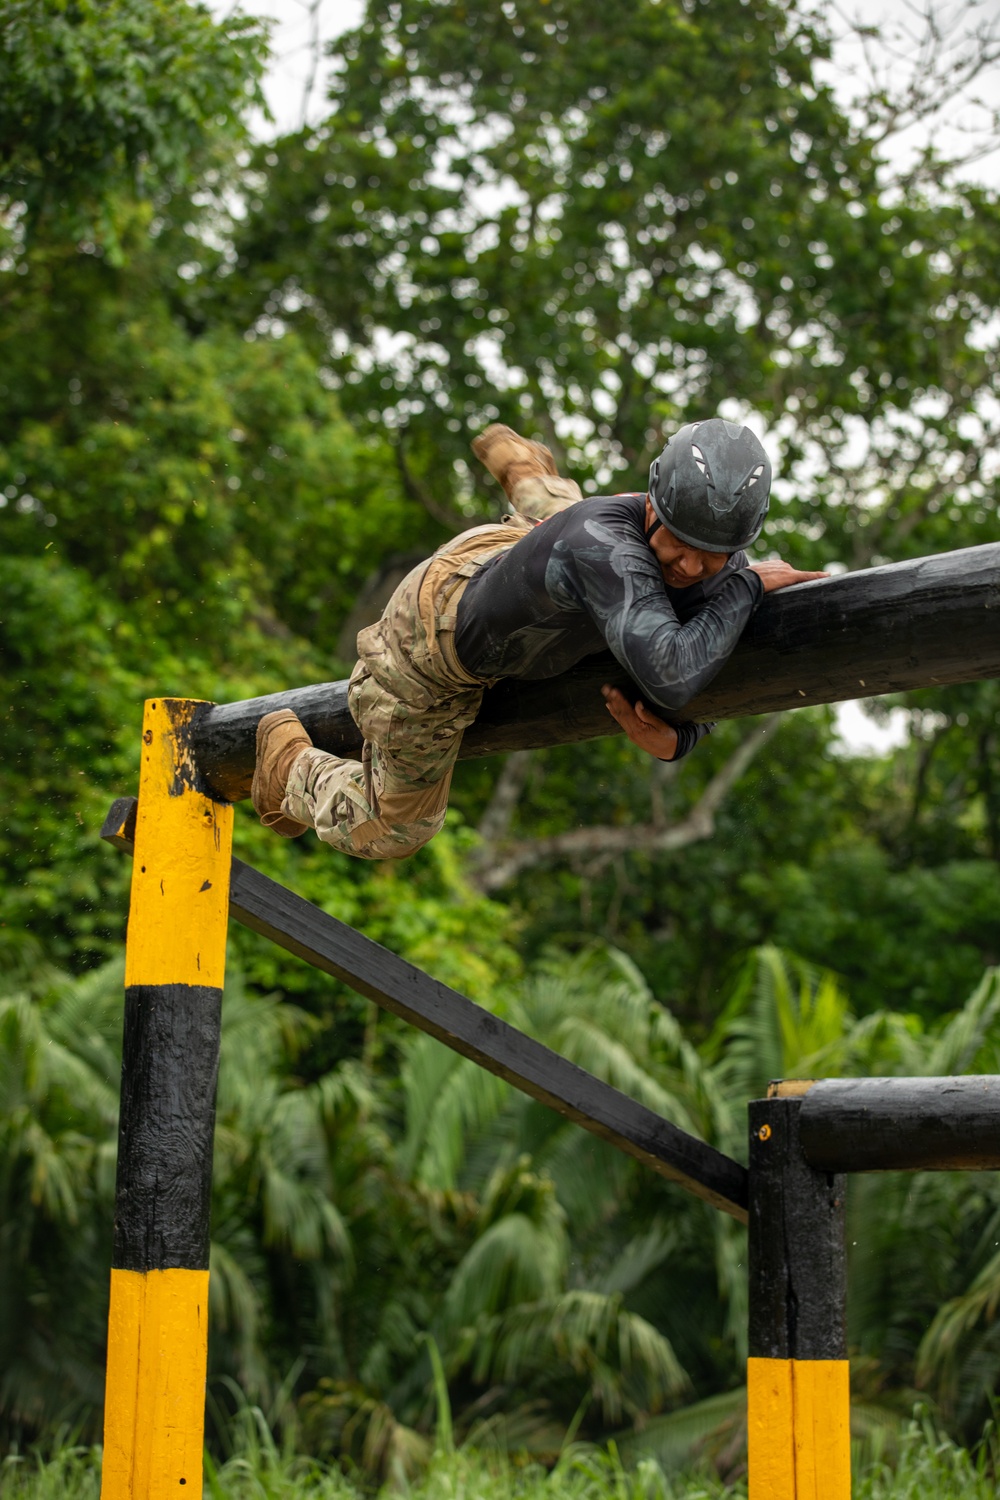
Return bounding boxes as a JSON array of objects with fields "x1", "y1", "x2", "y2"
[
  {"x1": 192, "y1": 541, "x2": 1000, "y2": 802},
  {"x1": 795, "y1": 1076, "x2": 1000, "y2": 1172}
]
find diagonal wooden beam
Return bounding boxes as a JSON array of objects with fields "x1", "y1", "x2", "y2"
[
  {"x1": 102, "y1": 797, "x2": 749, "y2": 1222},
  {"x1": 189, "y1": 542, "x2": 1000, "y2": 802}
]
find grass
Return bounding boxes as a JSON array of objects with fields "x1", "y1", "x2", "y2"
[{"x1": 1, "y1": 1416, "x2": 999, "y2": 1499}]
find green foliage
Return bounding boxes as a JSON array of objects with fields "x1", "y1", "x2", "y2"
[
  {"x1": 454, "y1": 710, "x2": 1000, "y2": 1029},
  {"x1": 230, "y1": 0, "x2": 1000, "y2": 568},
  {"x1": 225, "y1": 0, "x2": 1000, "y2": 972},
  {"x1": 0, "y1": 0, "x2": 267, "y2": 255},
  {"x1": 0, "y1": 188, "x2": 450, "y2": 969},
  {"x1": 0, "y1": 946, "x2": 119, "y2": 1435},
  {"x1": 10, "y1": 938, "x2": 1000, "y2": 1471},
  {"x1": 708, "y1": 944, "x2": 852, "y2": 1099},
  {"x1": 8, "y1": 1420, "x2": 1000, "y2": 1498}
]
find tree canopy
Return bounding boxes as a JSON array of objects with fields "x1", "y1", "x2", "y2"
[
  {"x1": 231, "y1": 0, "x2": 1000, "y2": 567},
  {"x1": 0, "y1": 0, "x2": 267, "y2": 255}
]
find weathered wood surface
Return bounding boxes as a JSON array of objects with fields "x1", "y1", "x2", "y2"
[
  {"x1": 748, "y1": 1097, "x2": 847, "y2": 1360},
  {"x1": 102, "y1": 797, "x2": 749, "y2": 1221},
  {"x1": 192, "y1": 542, "x2": 1000, "y2": 802},
  {"x1": 746, "y1": 1097, "x2": 851, "y2": 1496},
  {"x1": 799, "y1": 1076, "x2": 1000, "y2": 1173}
]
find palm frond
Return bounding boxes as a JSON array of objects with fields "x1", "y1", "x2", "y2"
[
  {"x1": 590, "y1": 1222, "x2": 680, "y2": 1298},
  {"x1": 616, "y1": 1386, "x2": 747, "y2": 1473},
  {"x1": 548, "y1": 1015, "x2": 701, "y2": 1134},
  {"x1": 711, "y1": 945, "x2": 852, "y2": 1098},
  {"x1": 208, "y1": 1238, "x2": 268, "y2": 1398},
  {"x1": 443, "y1": 1212, "x2": 567, "y2": 1330},
  {"x1": 473, "y1": 1290, "x2": 690, "y2": 1422},
  {"x1": 400, "y1": 1034, "x2": 510, "y2": 1189},
  {"x1": 917, "y1": 1244, "x2": 1000, "y2": 1399},
  {"x1": 924, "y1": 968, "x2": 1000, "y2": 1077}
]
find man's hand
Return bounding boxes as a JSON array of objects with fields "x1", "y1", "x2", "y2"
[
  {"x1": 602, "y1": 685, "x2": 679, "y2": 760},
  {"x1": 748, "y1": 560, "x2": 829, "y2": 593}
]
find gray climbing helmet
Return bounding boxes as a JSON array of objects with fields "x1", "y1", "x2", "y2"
[{"x1": 647, "y1": 418, "x2": 772, "y2": 552}]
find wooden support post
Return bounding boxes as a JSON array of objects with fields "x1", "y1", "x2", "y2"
[
  {"x1": 101, "y1": 702, "x2": 233, "y2": 1500},
  {"x1": 747, "y1": 1097, "x2": 850, "y2": 1500}
]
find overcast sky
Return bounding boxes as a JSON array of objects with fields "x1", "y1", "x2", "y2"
[
  {"x1": 216, "y1": 0, "x2": 1000, "y2": 753},
  {"x1": 229, "y1": 0, "x2": 1000, "y2": 187}
]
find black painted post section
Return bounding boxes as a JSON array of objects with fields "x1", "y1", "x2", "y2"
[
  {"x1": 746, "y1": 1097, "x2": 851, "y2": 1497},
  {"x1": 748, "y1": 1097, "x2": 847, "y2": 1359}
]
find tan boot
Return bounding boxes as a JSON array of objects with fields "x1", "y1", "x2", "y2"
[
  {"x1": 509, "y1": 474, "x2": 585, "y2": 522},
  {"x1": 472, "y1": 424, "x2": 559, "y2": 502},
  {"x1": 251, "y1": 710, "x2": 313, "y2": 837}
]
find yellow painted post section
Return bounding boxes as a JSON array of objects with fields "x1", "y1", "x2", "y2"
[
  {"x1": 102, "y1": 1270, "x2": 210, "y2": 1500},
  {"x1": 748, "y1": 1357, "x2": 851, "y2": 1499},
  {"x1": 124, "y1": 698, "x2": 232, "y2": 991}
]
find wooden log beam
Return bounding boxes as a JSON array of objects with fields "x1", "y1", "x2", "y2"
[
  {"x1": 192, "y1": 542, "x2": 1000, "y2": 802},
  {"x1": 101, "y1": 797, "x2": 750, "y2": 1222},
  {"x1": 798, "y1": 1076, "x2": 1000, "y2": 1173}
]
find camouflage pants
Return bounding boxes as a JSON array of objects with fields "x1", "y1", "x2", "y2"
[{"x1": 282, "y1": 519, "x2": 533, "y2": 860}]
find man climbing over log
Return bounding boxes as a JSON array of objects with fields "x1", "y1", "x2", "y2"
[{"x1": 251, "y1": 420, "x2": 826, "y2": 859}]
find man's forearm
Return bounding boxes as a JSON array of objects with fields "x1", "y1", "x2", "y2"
[{"x1": 614, "y1": 570, "x2": 763, "y2": 715}]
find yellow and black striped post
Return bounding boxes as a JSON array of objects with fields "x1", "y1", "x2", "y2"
[
  {"x1": 747, "y1": 1095, "x2": 851, "y2": 1499},
  {"x1": 101, "y1": 699, "x2": 233, "y2": 1500}
]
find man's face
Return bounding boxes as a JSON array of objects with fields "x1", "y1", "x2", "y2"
[{"x1": 644, "y1": 497, "x2": 730, "y2": 589}]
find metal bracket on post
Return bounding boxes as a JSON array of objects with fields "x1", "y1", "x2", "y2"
[
  {"x1": 746, "y1": 1095, "x2": 851, "y2": 1499},
  {"x1": 100, "y1": 700, "x2": 233, "y2": 1500}
]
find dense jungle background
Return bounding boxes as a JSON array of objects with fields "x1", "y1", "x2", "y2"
[{"x1": 3, "y1": 0, "x2": 1000, "y2": 1482}]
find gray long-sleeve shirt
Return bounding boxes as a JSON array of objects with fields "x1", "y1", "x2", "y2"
[{"x1": 454, "y1": 493, "x2": 763, "y2": 755}]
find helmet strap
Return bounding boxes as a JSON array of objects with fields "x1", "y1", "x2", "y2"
[{"x1": 644, "y1": 518, "x2": 662, "y2": 543}]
